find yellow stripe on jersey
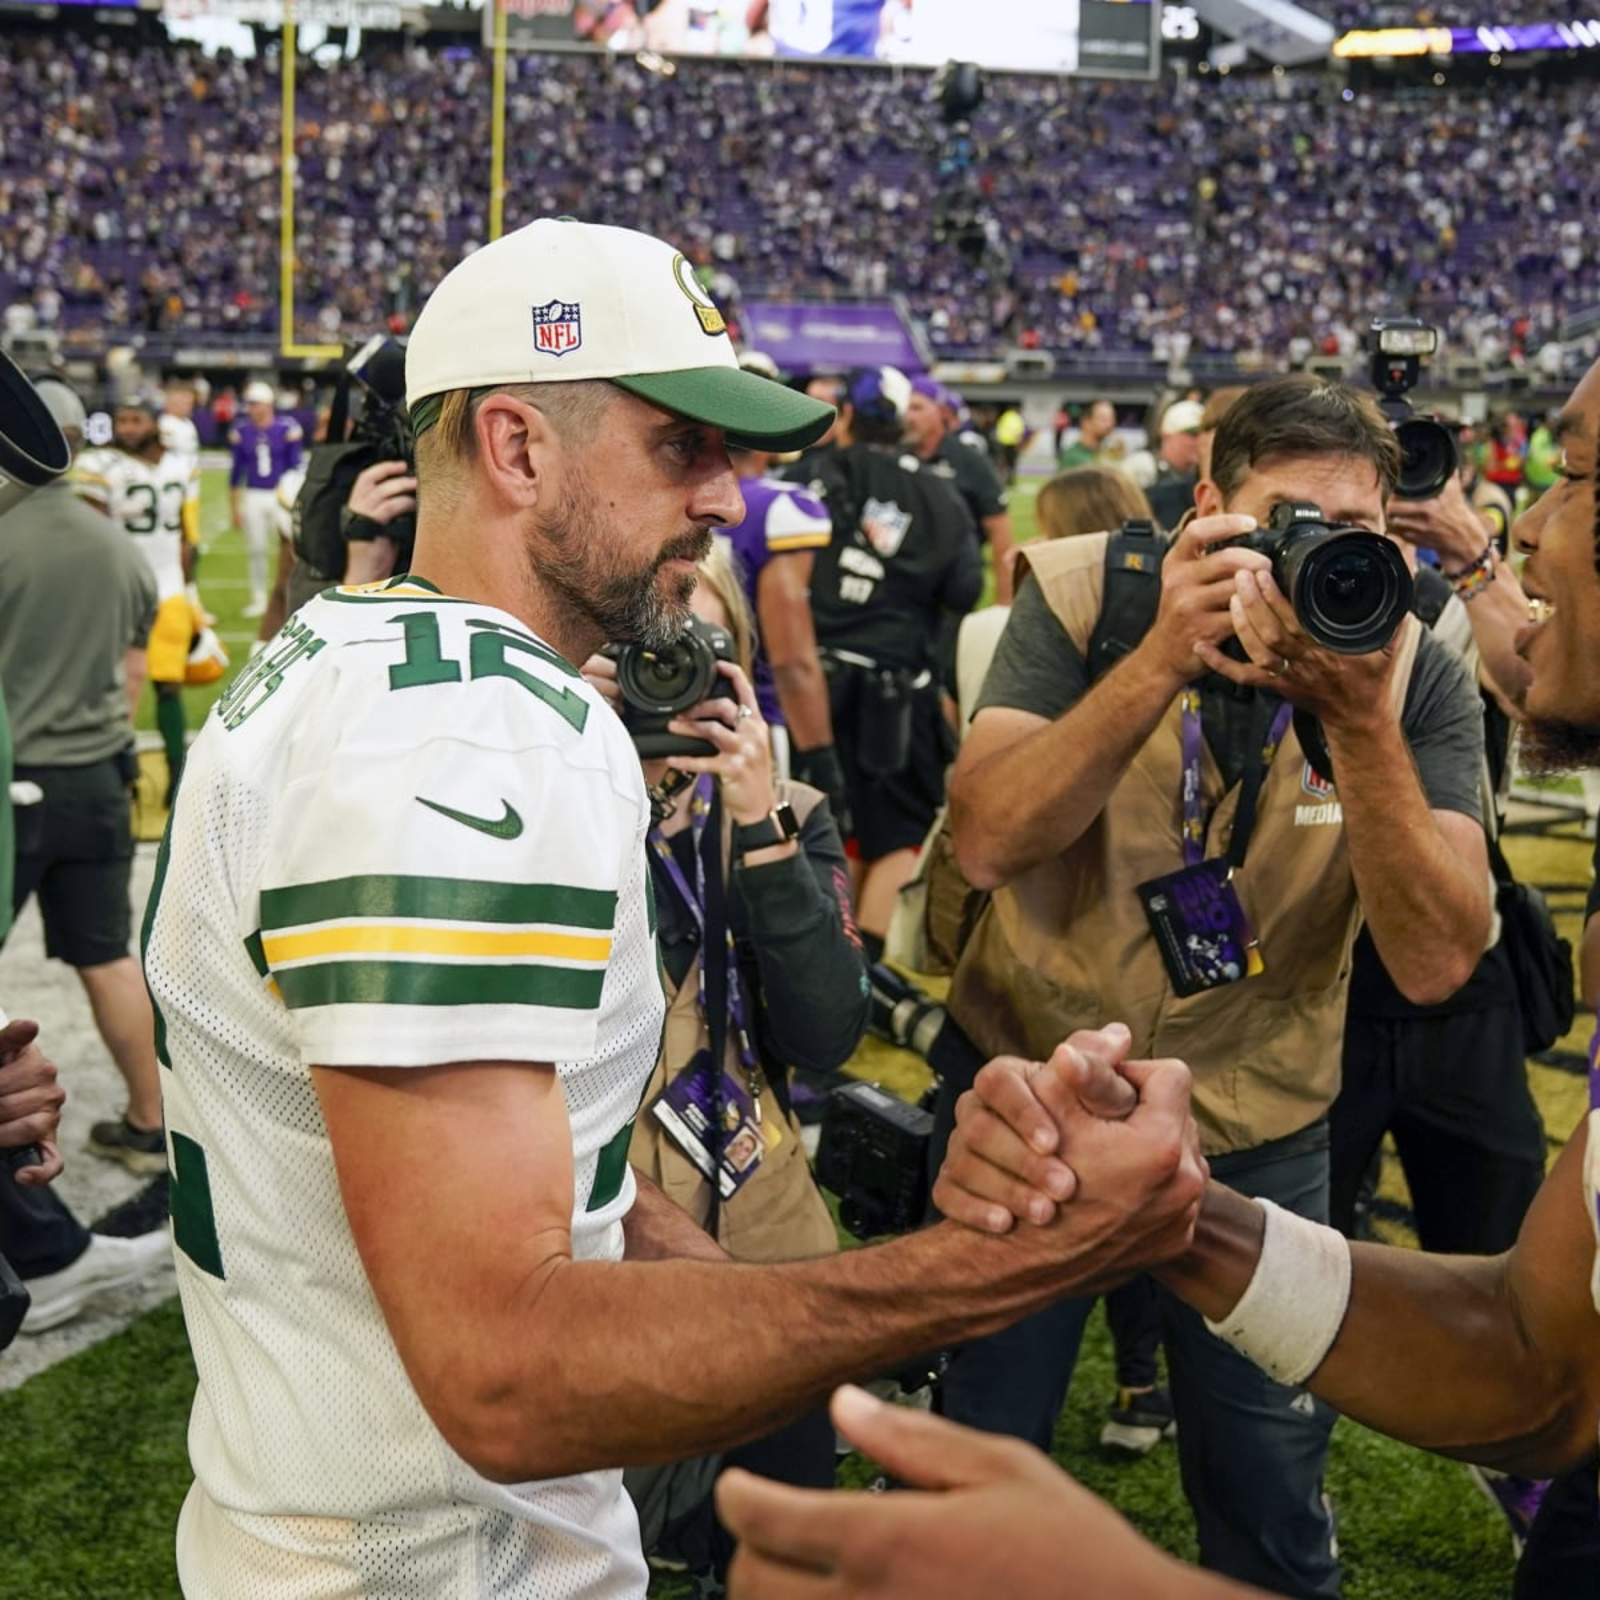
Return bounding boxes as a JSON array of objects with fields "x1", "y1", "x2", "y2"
[
  {"x1": 765, "y1": 529, "x2": 832, "y2": 552},
  {"x1": 261, "y1": 924, "x2": 613, "y2": 966}
]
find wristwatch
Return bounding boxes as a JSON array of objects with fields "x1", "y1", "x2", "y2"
[{"x1": 732, "y1": 801, "x2": 800, "y2": 857}]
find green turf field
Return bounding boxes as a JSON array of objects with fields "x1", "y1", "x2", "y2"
[{"x1": 8, "y1": 464, "x2": 1593, "y2": 1597}]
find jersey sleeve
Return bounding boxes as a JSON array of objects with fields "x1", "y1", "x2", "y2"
[
  {"x1": 255, "y1": 697, "x2": 638, "y2": 1072},
  {"x1": 762, "y1": 485, "x2": 832, "y2": 554},
  {"x1": 69, "y1": 447, "x2": 119, "y2": 512}
]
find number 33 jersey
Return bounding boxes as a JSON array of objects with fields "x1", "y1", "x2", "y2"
[
  {"x1": 72, "y1": 445, "x2": 199, "y2": 602},
  {"x1": 144, "y1": 577, "x2": 664, "y2": 1599}
]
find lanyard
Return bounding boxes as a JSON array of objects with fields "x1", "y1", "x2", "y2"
[
  {"x1": 648, "y1": 775, "x2": 764, "y2": 1121},
  {"x1": 1589, "y1": 1024, "x2": 1599, "y2": 1117},
  {"x1": 1179, "y1": 691, "x2": 1295, "y2": 872}
]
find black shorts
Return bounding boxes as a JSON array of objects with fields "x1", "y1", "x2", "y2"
[
  {"x1": 829, "y1": 666, "x2": 953, "y2": 862},
  {"x1": 11, "y1": 760, "x2": 135, "y2": 968}
]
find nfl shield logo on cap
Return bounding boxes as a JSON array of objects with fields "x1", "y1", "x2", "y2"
[{"x1": 532, "y1": 299, "x2": 583, "y2": 359}]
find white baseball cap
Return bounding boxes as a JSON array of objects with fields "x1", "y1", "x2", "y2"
[
  {"x1": 405, "y1": 218, "x2": 834, "y2": 453},
  {"x1": 243, "y1": 381, "x2": 276, "y2": 405},
  {"x1": 1161, "y1": 399, "x2": 1206, "y2": 435}
]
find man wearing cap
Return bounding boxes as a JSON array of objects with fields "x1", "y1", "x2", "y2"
[
  {"x1": 229, "y1": 380, "x2": 303, "y2": 617},
  {"x1": 0, "y1": 379, "x2": 169, "y2": 1179},
  {"x1": 1145, "y1": 399, "x2": 1206, "y2": 532},
  {"x1": 904, "y1": 375, "x2": 1018, "y2": 604},
  {"x1": 805, "y1": 366, "x2": 983, "y2": 958},
  {"x1": 142, "y1": 218, "x2": 1208, "y2": 1600},
  {"x1": 73, "y1": 394, "x2": 206, "y2": 807}
]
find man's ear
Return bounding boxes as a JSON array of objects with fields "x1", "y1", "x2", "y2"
[
  {"x1": 473, "y1": 393, "x2": 557, "y2": 509},
  {"x1": 1193, "y1": 478, "x2": 1225, "y2": 518}
]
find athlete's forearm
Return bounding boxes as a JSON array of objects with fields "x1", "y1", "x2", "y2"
[
  {"x1": 1162, "y1": 1163, "x2": 1600, "y2": 1477},
  {"x1": 771, "y1": 656, "x2": 832, "y2": 748},
  {"x1": 458, "y1": 1220, "x2": 1112, "y2": 1483}
]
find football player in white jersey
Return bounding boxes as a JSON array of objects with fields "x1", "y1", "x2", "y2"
[
  {"x1": 72, "y1": 394, "x2": 205, "y2": 802},
  {"x1": 729, "y1": 354, "x2": 1600, "y2": 1600},
  {"x1": 144, "y1": 219, "x2": 1207, "y2": 1600},
  {"x1": 158, "y1": 381, "x2": 202, "y2": 466}
]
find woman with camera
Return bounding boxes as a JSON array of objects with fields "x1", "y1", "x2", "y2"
[{"x1": 584, "y1": 543, "x2": 869, "y2": 1586}]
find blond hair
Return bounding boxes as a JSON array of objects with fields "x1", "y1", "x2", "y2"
[{"x1": 694, "y1": 539, "x2": 757, "y2": 682}]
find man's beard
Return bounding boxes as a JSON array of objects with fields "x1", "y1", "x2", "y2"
[
  {"x1": 1519, "y1": 717, "x2": 1600, "y2": 776},
  {"x1": 529, "y1": 472, "x2": 711, "y2": 651}
]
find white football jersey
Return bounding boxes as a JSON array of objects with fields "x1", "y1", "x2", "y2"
[
  {"x1": 145, "y1": 578, "x2": 662, "y2": 1599},
  {"x1": 274, "y1": 463, "x2": 305, "y2": 541},
  {"x1": 73, "y1": 445, "x2": 198, "y2": 601},
  {"x1": 160, "y1": 411, "x2": 202, "y2": 465}
]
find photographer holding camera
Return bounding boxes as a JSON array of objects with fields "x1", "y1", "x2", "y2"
[
  {"x1": 585, "y1": 541, "x2": 868, "y2": 1584},
  {"x1": 938, "y1": 373, "x2": 1491, "y2": 1600}
]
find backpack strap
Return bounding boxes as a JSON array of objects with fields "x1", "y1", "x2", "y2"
[{"x1": 1086, "y1": 518, "x2": 1168, "y2": 683}]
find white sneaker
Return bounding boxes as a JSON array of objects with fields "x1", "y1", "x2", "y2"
[
  {"x1": 241, "y1": 597, "x2": 268, "y2": 619},
  {"x1": 19, "y1": 1231, "x2": 172, "y2": 1334}
]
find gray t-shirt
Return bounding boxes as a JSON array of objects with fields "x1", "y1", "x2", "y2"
[
  {"x1": 0, "y1": 481, "x2": 158, "y2": 766},
  {"x1": 975, "y1": 575, "x2": 1483, "y2": 821}
]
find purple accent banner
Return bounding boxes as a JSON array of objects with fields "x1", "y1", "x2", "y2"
[{"x1": 739, "y1": 301, "x2": 930, "y2": 376}]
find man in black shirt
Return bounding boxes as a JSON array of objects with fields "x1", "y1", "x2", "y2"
[
  {"x1": 1141, "y1": 399, "x2": 1205, "y2": 532},
  {"x1": 905, "y1": 376, "x2": 1018, "y2": 603},
  {"x1": 808, "y1": 367, "x2": 983, "y2": 959}
]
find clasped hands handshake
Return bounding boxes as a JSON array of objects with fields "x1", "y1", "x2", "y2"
[{"x1": 718, "y1": 1025, "x2": 1214, "y2": 1600}]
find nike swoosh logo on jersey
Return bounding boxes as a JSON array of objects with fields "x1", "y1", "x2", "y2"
[{"x1": 416, "y1": 796, "x2": 525, "y2": 840}]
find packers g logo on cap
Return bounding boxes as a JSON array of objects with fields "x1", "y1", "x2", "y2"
[{"x1": 672, "y1": 253, "x2": 727, "y2": 337}]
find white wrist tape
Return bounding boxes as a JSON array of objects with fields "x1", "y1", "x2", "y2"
[{"x1": 1203, "y1": 1198, "x2": 1352, "y2": 1387}]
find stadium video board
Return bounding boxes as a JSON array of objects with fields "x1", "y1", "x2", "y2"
[{"x1": 488, "y1": 0, "x2": 1158, "y2": 80}]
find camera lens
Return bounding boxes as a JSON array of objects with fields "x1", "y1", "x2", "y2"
[
  {"x1": 1393, "y1": 417, "x2": 1458, "y2": 501},
  {"x1": 1278, "y1": 529, "x2": 1413, "y2": 655},
  {"x1": 618, "y1": 641, "x2": 710, "y2": 716}
]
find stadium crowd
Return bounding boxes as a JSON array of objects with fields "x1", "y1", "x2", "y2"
[
  {"x1": 2, "y1": 15, "x2": 1600, "y2": 1600},
  {"x1": 0, "y1": 31, "x2": 1597, "y2": 368}
]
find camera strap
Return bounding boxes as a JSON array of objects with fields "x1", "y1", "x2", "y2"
[
  {"x1": 1180, "y1": 690, "x2": 1294, "y2": 872},
  {"x1": 647, "y1": 775, "x2": 765, "y2": 1121}
]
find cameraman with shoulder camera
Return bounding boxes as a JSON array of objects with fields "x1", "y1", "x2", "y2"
[
  {"x1": 939, "y1": 373, "x2": 1490, "y2": 1600},
  {"x1": 585, "y1": 540, "x2": 867, "y2": 1585},
  {"x1": 280, "y1": 338, "x2": 418, "y2": 620}
]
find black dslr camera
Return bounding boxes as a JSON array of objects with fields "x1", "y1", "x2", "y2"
[
  {"x1": 1238, "y1": 501, "x2": 1412, "y2": 656},
  {"x1": 1368, "y1": 316, "x2": 1458, "y2": 501},
  {"x1": 615, "y1": 614, "x2": 739, "y2": 758},
  {"x1": 815, "y1": 1080, "x2": 934, "y2": 1240}
]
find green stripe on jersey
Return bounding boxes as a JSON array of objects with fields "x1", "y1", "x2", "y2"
[
  {"x1": 243, "y1": 930, "x2": 269, "y2": 978},
  {"x1": 260, "y1": 875, "x2": 617, "y2": 933},
  {"x1": 274, "y1": 958, "x2": 607, "y2": 1011}
]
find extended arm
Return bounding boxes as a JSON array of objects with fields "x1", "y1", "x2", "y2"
[
  {"x1": 756, "y1": 553, "x2": 833, "y2": 750},
  {"x1": 311, "y1": 1042, "x2": 1204, "y2": 1486},
  {"x1": 1387, "y1": 480, "x2": 1533, "y2": 711},
  {"x1": 1160, "y1": 1130, "x2": 1600, "y2": 1477},
  {"x1": 944, "y1": 1056, "x2": 1600, "y2": 1480},
  {"x1": 951, "y1": 516, "x2": 1268, "y2": 889}
]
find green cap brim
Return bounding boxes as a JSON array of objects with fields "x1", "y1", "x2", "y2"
[{"x1": 613, "y1": 367, "x2": 835, "y2": 453}]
